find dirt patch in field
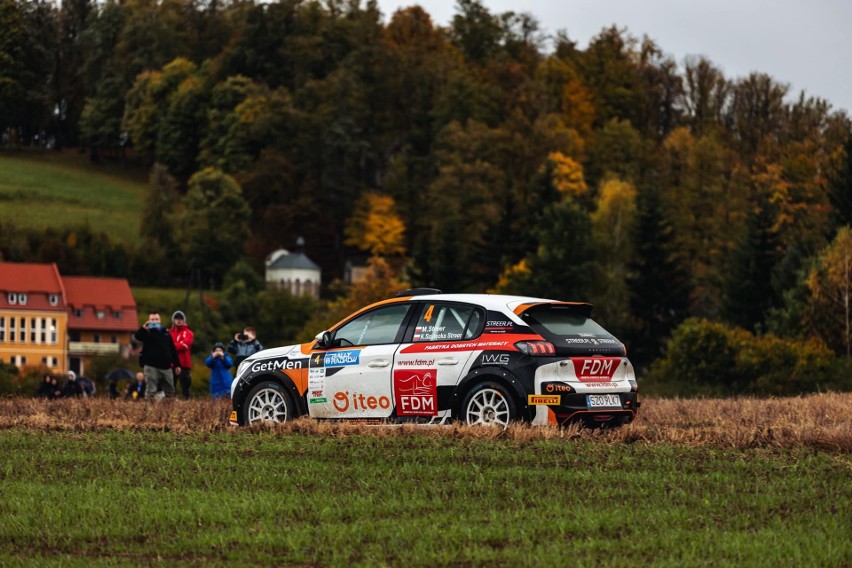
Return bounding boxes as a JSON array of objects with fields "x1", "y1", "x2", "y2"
[{"x1": 0, "y1": 394, "x2": 849, "y2": 453}]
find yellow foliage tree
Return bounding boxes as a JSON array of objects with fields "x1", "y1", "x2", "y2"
[
  {"x1": 547, "y1": 152, "x2": 587, "y2": 198},
  {"x1": 344, "y1": 191, "x2": 407, "y2": 257},
  {"x1": 806, "y1": 227, "x2": 852, "y2": 357}
]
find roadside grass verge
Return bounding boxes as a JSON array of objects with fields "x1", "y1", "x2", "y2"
[
  {"x1": 0, "y1": 151, "x2": 147, "y2": 244},
  {"x1": 0, "y1": 395, "x2": 849, "y2": 566}
]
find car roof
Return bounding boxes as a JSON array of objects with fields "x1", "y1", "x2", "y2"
[{"x1": 327, "y1": 293, "x2": 594, "y2": 332}]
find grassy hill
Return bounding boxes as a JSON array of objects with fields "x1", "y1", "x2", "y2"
[{"x1": 0, "y1": 150, "x2": 148, "y2": 244}]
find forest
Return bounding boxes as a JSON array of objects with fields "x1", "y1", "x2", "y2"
[{"x1": 1, "y1": 0, "x2": 850, "y2": 393}]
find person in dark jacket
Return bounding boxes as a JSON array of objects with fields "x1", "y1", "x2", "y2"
[
  {"x1": 36, "y1": 374, "x2": 61, "y2": 399},
  {"x1": 126, "y1": 371, "x2": 146, "y2": 400},
  {"x1": 227, "y1": 327, "x2": 264, "y2": 368},
  {"x1": 205, "y1": 342, "x2": 233, "y2": 399},
  {"x1": 61, "y1": 371, "x2": 84, "y2": 397},
  {"x1": 134, "y1": 311, "x2": 181, "y2": 399}
]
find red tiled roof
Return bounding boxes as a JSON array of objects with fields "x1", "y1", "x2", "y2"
[
  {"x1": 63, "y1": 276, "x2": 138, "y2": 332},
  {"x1": 0, "y1": 262, "x2": 66, "y2": 311}
]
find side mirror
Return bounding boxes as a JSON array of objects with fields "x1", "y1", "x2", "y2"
[{"x1": 315, "y1": 330, "x2": 332, "y2": 348}]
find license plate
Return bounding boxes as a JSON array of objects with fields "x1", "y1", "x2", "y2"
[{"x1": 587, "y1": 394, "x2": 621, "y2": 408}]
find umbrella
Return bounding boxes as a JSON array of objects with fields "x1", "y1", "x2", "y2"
[
  {"x1": 104, "y1": 368, "x2": 136, "y2": 382},
  {"x1": 77, "y1": 376, "x2": 96, "y2": 396}
]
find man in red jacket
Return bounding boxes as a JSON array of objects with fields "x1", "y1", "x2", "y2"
[{"x1": 169, "y1": 310, "x2": 194, "y2": 399}]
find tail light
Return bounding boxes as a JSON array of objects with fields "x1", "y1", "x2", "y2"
[{"x1": 514, "y1": 340, "x2": 555, "y2": 355}]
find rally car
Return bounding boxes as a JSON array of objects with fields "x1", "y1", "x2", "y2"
[{"x1": 229, "y1": 290, "x2": 639, "y2": 428}]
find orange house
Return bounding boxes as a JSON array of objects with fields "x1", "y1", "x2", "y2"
[
  {"x1": 63, "y1": 276, "x2": 139, "y2": 376},
  {"x1": 0, "y1": 263, "x2": 68, "y2": 371},
  {"x1": 0, "y1": 262, "x2": 138, "y2": 376}
]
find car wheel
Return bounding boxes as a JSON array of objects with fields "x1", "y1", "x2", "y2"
[
  {"x1": 243, "y1": 382, "x2": 295, "y2": 425},
  {"x1": 461, "y1": 382, "x2": 516, "y2": 428}
]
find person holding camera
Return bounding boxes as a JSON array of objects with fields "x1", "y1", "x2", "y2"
[
  {"x1": 205, "y1": 342, "x2": 233, "y2": 398},
  {"x1": 168, "y1": 310, "x2": 194, "y2": 399},
  {"x1": 133, "y1": 311, "x2": 181, "y2": 399},
  {"x1": 227, "y1": 327, "x2": 264, "y2": 368}
]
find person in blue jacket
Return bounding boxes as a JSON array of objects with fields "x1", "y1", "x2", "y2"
[{"x1": 205, "y1": 342, "x2": 233, "y2": 398}]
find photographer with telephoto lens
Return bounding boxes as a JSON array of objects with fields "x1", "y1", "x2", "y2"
[{"x1": 227, "y1": 326, "x2": 264, "y2": 367}]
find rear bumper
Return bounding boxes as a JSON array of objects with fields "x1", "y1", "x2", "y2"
[{"x1": 532, "y1": 391, "x2": 640, "y2": 426}]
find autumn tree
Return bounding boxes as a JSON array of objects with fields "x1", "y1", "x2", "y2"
[
  {"x1": 590, "y1": 176, "x2": 637, "y2": 333},
  {"x1": 344, "y1": 191, "x2": 406, "y2": 258},
  {"x1": 806, "y1": 227, "x2": 852, "y2": 357}
]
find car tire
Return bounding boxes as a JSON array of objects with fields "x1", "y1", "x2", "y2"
[
  {"x1": 242, "y1": 381, "x2": 295, "y2": 425},
  {"x1": 461, "y1": 381, "x2": 516, "y2": 428}
]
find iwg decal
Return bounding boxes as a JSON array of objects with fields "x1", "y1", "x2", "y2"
[
  {"x1": 393, "y1": 369, "x2": 438, "y2": 416},
  {"x1": 480, "y1": 353, "x2": 510, "y2": 366},
  {"x1": 571, "y1": 357, "x2": 620, "y2": 382}
]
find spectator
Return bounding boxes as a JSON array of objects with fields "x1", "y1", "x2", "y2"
[
  {"x1": 61, "y1": 371, "x2": 84, "y2": 397},
  {"x1": 36, "y1": 374, "x2": 61, "y2": 399},
  {"x1": 134, "y1": 311, "x2": 182, "y2": 400},
  {"x1": 77, "y1": 374, "x2": 96, "y2": 397},
  {"x1": 168, "y1": 310, "x2": 195, "y2": 399},
  {"x1": 228, "y1": 327, "x2": 264, "y2": 368},
  {"x1": 126, "y1": 372, "x2": 146, "y2": 400},
  {"x1": 205, "y1": 341, "x2": 233, "y2": 399}
]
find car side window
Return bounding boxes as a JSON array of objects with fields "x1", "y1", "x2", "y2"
[
  {"x1": 413, "y1": 303, "x2": 480, "y2": 342},
  {"x1": 334, "y1": 304, "x2": 412, "y2": 346}
]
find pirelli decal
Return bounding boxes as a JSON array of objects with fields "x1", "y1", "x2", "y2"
[{"x1": 528, "y1": 395, "x2": 560, "y2": 405}]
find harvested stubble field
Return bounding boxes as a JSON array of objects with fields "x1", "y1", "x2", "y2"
[
  {"x1": 0, "y1": 394, "x2": 849, "y2": 451},
  {"x1": 0, "y1": 394, "x2": 850, "y2": 567}
]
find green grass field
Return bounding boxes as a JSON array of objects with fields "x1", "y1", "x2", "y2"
[
  {"x1": 0, "y1": 151, "x2": 148, "y2": 244},
  {"x1": 0, "y1": 426, "x2": 849, "y2": 567}
]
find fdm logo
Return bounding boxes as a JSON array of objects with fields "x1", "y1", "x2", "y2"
[{"x1": 393, "y1": 369, "x2": 438, "y2": 416}]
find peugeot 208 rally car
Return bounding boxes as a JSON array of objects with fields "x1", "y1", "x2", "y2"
[{"x1": 229, "y1": 290, "x2": 639, "y2": 428}]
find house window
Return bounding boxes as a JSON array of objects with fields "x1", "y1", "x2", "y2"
[
  {"x1": 30, "y1": 318, "x2": 36, "y2": 343},
  {"x1": 96, "y1": 310, "x2": 105, "y2": 319},
  {"x1": 93, "y1": 334, "x2": 100, "y2": 343},
  {"x1": 111, "y1": 335, "x2": 118, "y2": 343},
  {"x1": 73, "y1": 308, "x2": 83, "y2": 317},
  {"x1": 19, "y1": 318, "x2": 26, "y2": 343},
  {"x1": 8, "y1": 293, "x2": 17, "y2": 305},
  {"x1": 113, "y1": 311, "x2": 122, "y2": 319},
  {"x1": 17, "y1": 293, "x2": 27, "y2": 305},
  {"x1": 9, "y1": 317, "x2": 15, "y2": 342},
  {"x1": 0, "y1": 316, "x2": 4, "y2": 342},
  {"x1": 50, "y1": 319, "x2": 57, "y2": 344},
  {"x1": 49, "y1": 294, "x2": 59, "y2": 306},
  {"x1": 40, "y1": 318, "x2": 47, "y2": 343}
]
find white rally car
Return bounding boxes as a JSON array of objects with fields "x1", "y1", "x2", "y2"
[{"x1": 229, "y1": 290, "x2": 639, "y2": 428}]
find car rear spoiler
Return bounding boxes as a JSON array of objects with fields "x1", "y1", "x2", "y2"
[{"x1": 513, "y1": 301, "x2": 594, "y2": 318}]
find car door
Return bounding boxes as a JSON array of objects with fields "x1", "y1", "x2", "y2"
[
  {"x1": 392, "y1": 302, "x2": 483, "y2": 419},
  {"x1": 307, "y1": 303, "x2": 413, "y2": 419}
]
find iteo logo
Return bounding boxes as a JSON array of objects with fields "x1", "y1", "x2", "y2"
[
  {"x1": 333, "y1": 391, "x2": 391, "y2": 412},
  {"x1": 572, "y1": 357, "x2": 619, "y2": 382}
]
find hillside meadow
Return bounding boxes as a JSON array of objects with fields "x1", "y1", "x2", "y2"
[
  {"x1": 0, "y1": 394, "x2": 849, "y2": 566},
  {"x1": 0, "y1": 151, "x2": 146, "y2": 244}
]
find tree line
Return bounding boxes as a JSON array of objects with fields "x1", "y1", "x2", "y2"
[{"x1": 1, "y1": 0, "x2": 851, "y2": 384}]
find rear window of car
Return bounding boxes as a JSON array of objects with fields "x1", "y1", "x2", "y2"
[{"x1": 521, "y1": 307, "x2": 614, "y2": 339}]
